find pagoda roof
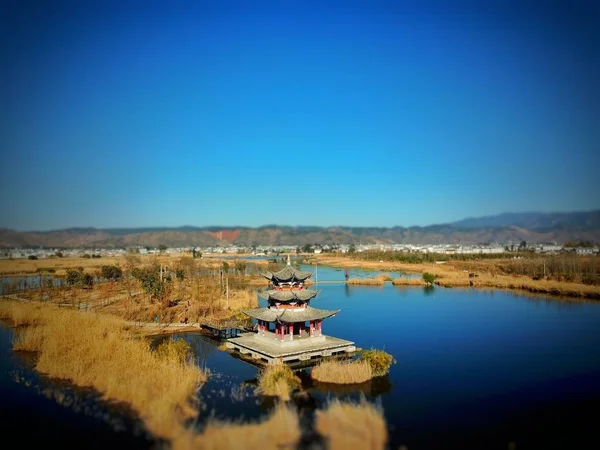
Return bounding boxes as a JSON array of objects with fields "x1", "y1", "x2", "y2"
[
  {"x1": 242, "y1": 305, "x2": 340, "y2": 323},
  {"x1": 257, "y1": 289, "x2": 319, "y2": 302},
  {"x1": 261, "y1": 265, "x2": 313, "y2": 282}
]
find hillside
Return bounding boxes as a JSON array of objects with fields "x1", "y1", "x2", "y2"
[{"x1": 1, "y1": 211, "x2": 599, "y2": 248}]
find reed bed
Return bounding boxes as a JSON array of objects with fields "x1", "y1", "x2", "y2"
[
  {"x1": 256, "y1": 362, "x2": 301, "y2": 400},
  {"x1": 1, "y1": 300, "x2": 206, "y2": 440},
  {"x1": 346, "y1": 275, "x2": 388, "y2": 285},
  {"x1": 391, "y1": 277, "x2": 426, "y2": 286},
  {"x1": 316, "y1": 399, "x2": 388, "y2": 450},
  {"x1": 311, "y1": 360, "x2": 373, "y2": 384},
  {"x1": 434, "y1": 271, "x2": 600, "y2": 299},
  {"x1": 173, "y1": 403, "x2": 300, "y2": 450},
  {"x1": 0, "y1": 301, "x2": 47, "y2": 326}
]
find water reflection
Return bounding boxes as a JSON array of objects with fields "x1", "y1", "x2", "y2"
[
  {"x1": 344, "y1": 283, "x2": 351, "y2": 297},
  {"x1": 423, "y1": 285, "x2": 435, "y2": 296},
  {"x1": 305, "y1": 374, "x2": 392, "y2": 397}
]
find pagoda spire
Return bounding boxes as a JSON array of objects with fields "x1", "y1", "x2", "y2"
[{"x1": 287, "y1": 254, "x2": 291, "y2": 266}]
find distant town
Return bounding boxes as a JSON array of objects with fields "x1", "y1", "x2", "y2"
[{"x1": 2, "y1": 241, "x2": 598, "y2": 260}]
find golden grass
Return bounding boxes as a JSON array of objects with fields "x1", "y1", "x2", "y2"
[
  {"x1": 172, "y1": 403, "x2": 300, "y2": 450},
  {"x1": 0, "y1": 255, "x2": 123, "y2": 276},
  {"x1": 346, "y1": 275, "x2": 387, "y2": 285},
  {"x1": 1, "y1": 300, "x2": 206, "y2": 440},
  {"x1": 316, "y1": 399, "x2": 388, "y2": 450},
  {"x1": 256, "y1": 362, "x2": 301, "y2": 400},
  {"x1": 220, "y1": 288, "x2": 258, "y2": 311},
  {"x1": 392, "y1": 277, "x2": 426, "y2": 286},
  {"x1": 316, "y1": 255, "x2": 600, "y2": 299},
  {"x1": 0, "y1": 254, "x2": 187, "y2": 276},
  {"x1": 0, "y1": 301, "x2": 47, "y2": 326},
  {"x1": 433, "y1": 270, "x2": 600, "y2": 298},
  {"x1": 311, "y1": 360, "x2": 373, "y2": 384}
]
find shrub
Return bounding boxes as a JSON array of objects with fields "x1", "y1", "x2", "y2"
[
  {"x1": 82, "y1": 273, "x2": 94, "y2": 288},
  {"x1": 358, "y1": 349, "x2": 396, "y2": 377},
  {"x1": 101, "y1": 264, "x2": 123, "y2": 282},
  {"x1": 66, "y1": 269, "x2": 82, "y2": 286},
  {"x1": 423, "y1": 272, "x2": 437, "y2": 285},
  {"x1": 28, "y1": 255, "x2": 38, "y2": 260},
  {"x1": 132, "y1": 265, "x2": 172, "y2": 302},
  {"x1": 82, "y1": 254, "x2": 91, "y2": 259}
]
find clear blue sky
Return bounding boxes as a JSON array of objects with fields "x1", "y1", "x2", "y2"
[{"x1": 1, "y1": 1, "x2": 599, "y2": 231}]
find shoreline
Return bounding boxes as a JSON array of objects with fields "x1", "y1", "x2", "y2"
[{"x1": 313, "y1": 255, "x2": 600, "y2": 300}]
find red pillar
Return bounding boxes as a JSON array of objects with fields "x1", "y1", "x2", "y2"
[
  {"x1": 318, "y1": 320, "x2": 322, "y2": 335},
  {"x1": 289, "y1": 323, "x2": 294, "y2": 340},
  {"x1": 310, "y1": 321, "x2": 314, "y2": 337}
]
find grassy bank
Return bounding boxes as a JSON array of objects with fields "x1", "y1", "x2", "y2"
[
  {"x1": 0, "y1": 300, "x2": 206, "y2": 440},
  {"x1": 316, "y1": 254, "x2": 600, "y2": 299}
]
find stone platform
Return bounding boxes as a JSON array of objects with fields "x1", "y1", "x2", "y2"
[{"x1": 226, "y1": 332, "x2": 356, "y2": 364}]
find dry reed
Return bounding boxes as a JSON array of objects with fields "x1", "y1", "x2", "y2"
[
  {"x1": 256, "y1": 362, "x2": 301, "y2": 400},
  {"x1": 317, "y1": 254, "x2": 600, "y2": 299},
  {"x1": 346, "y1": 276, "x2": 387, "y2": 285},
  {"x1": 1, "y1": 300, "x2": 206, "y2": 440},
  {"x1": 311, "y1": 360, "x2": 373, "y2": 384},
  {"x1": 0, "y1": 301, "x2": 47, "y2": 326},
  {"x1": 173, "y1": 403, "x2": 300, "y2": 450},
  {"x1": 316, "y1": 399, "x2": 388, "y2": 450},
  {"x1": 392, "y1": 277, "x2": 426, "y2": 286}
]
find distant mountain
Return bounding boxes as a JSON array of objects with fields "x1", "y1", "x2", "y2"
[
  {"x1": 1, "y1": 210, "x2": 599, "y2": 248},
  {"x1": 452, "y1": 211, "x2": 600, "y2": 231}
]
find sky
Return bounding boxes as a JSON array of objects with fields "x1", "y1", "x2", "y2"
[{"x1": 1, "y1": 0, "x2": 599, "y2": 231}]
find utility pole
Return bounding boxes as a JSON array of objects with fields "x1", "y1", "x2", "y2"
[
  {"x1": 543, "y1": 259, "x2": 546, "y2": 278},
  {"x1": 226, "y1": 276, "x2": 229, "y2": 309}
]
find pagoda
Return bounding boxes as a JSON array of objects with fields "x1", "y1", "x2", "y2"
[
  {"x1": 242, "y1": 256, "x2": 339, "y2": 341},
  {"x1": 227, "y1": 255, "x2": 355, "y2": 363}
]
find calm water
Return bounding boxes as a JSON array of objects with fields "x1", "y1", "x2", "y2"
[{"x1": 2, "y1": 270, "x2": 600, "y2": 449}]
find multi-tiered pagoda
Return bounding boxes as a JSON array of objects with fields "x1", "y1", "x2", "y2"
[
  {"x1": 242, "y1": 257, "x2": 339, "y2": 341},
  {"x1": 227, "y1": 256, "x2": 355, "y2": 363}
]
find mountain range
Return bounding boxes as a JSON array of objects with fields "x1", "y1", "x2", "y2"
[{"x1": 1, "y1": 211, "x2": 599, "y2": 248}]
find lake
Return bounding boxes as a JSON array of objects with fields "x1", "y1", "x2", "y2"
[{"x1": 2, "y1": 266, "x2": 600, "y2": 449}]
